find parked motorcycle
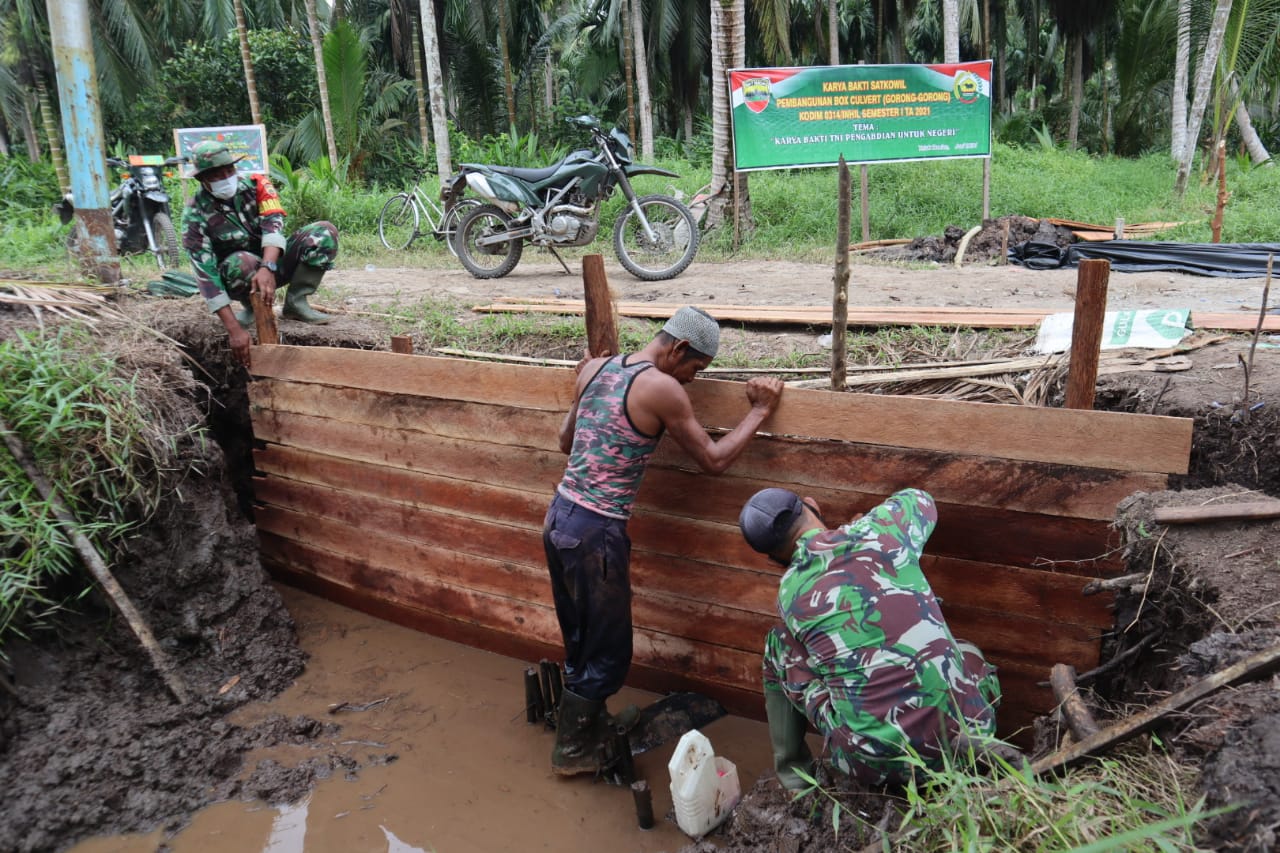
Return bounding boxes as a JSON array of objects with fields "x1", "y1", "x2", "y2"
[
  {"x1": 444, "y1": 115, "x2": 699, "y2": 281},
  {"x1": 55, "y1": 154, "x2": 187, "y2": 269}
]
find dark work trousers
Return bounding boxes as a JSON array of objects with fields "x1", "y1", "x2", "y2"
[{"x1": 543, "y1": 492, "x2": 633, "y2": 702}]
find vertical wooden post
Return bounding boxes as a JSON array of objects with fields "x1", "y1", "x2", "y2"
[
  {"x1": 251, "y1": 292, "x2": 279, "y2": 345},
  {"x1": 982, "y1": 158, "x2": 991, "y2": 221},
  {"x1": 859, "y1": 164, "x2": 870, "y2": 243},
  {"x1": 832, "y1": 157, "x2": 851, "y2": 392},
  {"x1": 1064, "y1": 259, "x2": 1110, "y2": 410},
  {"x1": 1211, "y1": 140, "x2": 1228, "y2": 244},
  {"x1": 390, "y1": 335, "x2": 413, "y2": 354},
  {"x1": 1000, "y1": 219, "x2": 1010, "y2": 265},
  {"x1": 582, "y1": 254, "x2": 619, "y2": 358}
]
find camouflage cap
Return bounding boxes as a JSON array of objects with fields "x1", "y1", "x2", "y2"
[{"x1": 190, "y1": 140, "x2": 244, "y2": 176}]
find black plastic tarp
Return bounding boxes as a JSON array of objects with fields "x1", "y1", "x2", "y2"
[{"x1": 1009, "y1": 240, "x2": 1280, "y2": 277}]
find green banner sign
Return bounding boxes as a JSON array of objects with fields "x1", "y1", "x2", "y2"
[
  {"x1": 173, "y1": 124, "x2": 269, "y2": 178},
  {"x1": 729, "y1": 62, "x2": 992, "y2": 171}
]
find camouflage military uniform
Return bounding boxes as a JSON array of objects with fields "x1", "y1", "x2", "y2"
[
  {"x1": 182, "y1": 175, "x2": 338, "y2": 314},
  {"x1": 763, "y1": 488, "x2": 1001, "y2": 786}
]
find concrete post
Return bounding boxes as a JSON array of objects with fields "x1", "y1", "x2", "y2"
[{"x1": 47, "y1": 0, "x2": 120, "y2": 283}]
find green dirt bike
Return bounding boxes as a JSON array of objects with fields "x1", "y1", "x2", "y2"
[{"x1": 443, "y1": 115, "x2": 699, "y2": 281}]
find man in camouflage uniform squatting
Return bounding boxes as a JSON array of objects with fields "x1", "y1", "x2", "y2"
[
  {"x1": 737, "y1": 487, "x2": 1003, "y2": 789},
  {"x1": 182, "y1": 140, "x2": 339, "y2": 365}
]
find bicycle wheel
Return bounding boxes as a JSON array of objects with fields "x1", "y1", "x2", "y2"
[
  {"x1": 378, "y1": 193, "x2": 419, "y2": 250},
  {"x1": 438, "y1": 199, "x2": 482, "y2": 257}
]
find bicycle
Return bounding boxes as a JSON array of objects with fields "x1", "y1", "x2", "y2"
[{"x1": 377, "y1": 171, "x2": 481, "y2": 254}]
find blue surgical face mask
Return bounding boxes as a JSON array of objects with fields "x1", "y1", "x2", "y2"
[{"x1": 208, "y1": 175, "x2": 239, "y2": 200}]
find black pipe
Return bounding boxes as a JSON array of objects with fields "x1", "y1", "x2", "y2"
[
  {"x1": 631, "y1": 780, "x2": 655, "y2": 830},
  {"x1": 523, "y1": 666, "x2": 543, "y2": 724},
  {"x1": 610, "y1": 725, "x2": 635, "y2": 785}
]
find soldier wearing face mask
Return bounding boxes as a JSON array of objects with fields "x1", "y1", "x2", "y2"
[{"x1": 182, "y1": 140, "x2": 340, "y2": 365}]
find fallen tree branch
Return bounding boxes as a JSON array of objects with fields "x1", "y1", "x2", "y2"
[
  {"x1": 1050, "y1": 663, "x2": 1101, "y2": 740},
  {"x1": 1153, "y1": 501, "x2": 1280, "y2": 524},
  {"x1": 0, "y1": 418, "x2": 191, "y2": 704}
]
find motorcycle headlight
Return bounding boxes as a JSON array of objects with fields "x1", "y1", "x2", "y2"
[{"x1": 139, "y1": 168, "x2": 161, "y2": 189}]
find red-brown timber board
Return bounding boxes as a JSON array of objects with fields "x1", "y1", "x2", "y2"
[
  {"x1": 250, "y1": 379, "x2": 1167, "y2": 522},
  {"x1": 253, "y1": 462, "x2": 1114, "y2": 629},
  {"x1": 254, "y1": 484, "x2": 1105, "y2": 669},
  {"x1": 472, "y1": 299, "x2": 1280, "y2": 333},
  {"x1": 249, "y1": 347, "x2": 1192, "y2": 473},
  {"x1": 260, "y1": 531, "x2": 1060, "y2": 738},
  {"x1": 251, "y1": 408, "x2": 1130, "y2": 575}
]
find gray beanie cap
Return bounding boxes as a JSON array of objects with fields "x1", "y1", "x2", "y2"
[{"x1": 662, "y1": 306, "x2": 720, "y2": 359}]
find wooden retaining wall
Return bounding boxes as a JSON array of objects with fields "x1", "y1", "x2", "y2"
[{"x1": 248, "y1": 345, "x2": 1193, "y2": 740}]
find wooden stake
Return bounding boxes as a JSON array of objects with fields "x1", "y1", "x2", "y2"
[
  {"x1": 1064, "y1": 259, "x2": 1110, "y2": 410},
  {"x1": 1153, "y1": 500, "x2": 1280, "y2": 524},
  {"x1": 390, "y1": 335, "x2": 413, "y2": 354},
  {"x1": 581, "y1": 254, "x2": 619, "y2": 358},
  {"x1": 251, "y1": 291, "x2": 278, "y2": 345},
  {"x1": 1050, "y1": 663, "x2": 1100, "y2": 740},
  {"x1": 0, "y1": 419, "x2": 191, "y2": 704},
  {"x1": 860, "y1": 164, "x2": 870, "y2": 243},
  {"x1": 1211, "y1": 140, "x2": 1228, "y2": 244},
  {"x1": 1000, "y1": 219, "x2": 1009, "y2": 265},
  {"x1": 832, "y1": 157, "x2": 851, "y2": 392}
]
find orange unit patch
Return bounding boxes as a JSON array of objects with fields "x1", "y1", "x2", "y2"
[{"x1": 253, "y1": 174, "x2": 286, "y2": 217}]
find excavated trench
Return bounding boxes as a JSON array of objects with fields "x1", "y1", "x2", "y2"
[{"x1": 4, "y1": 295, "x2": 1278, "y2": 851}]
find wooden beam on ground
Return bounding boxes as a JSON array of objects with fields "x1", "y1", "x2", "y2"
[
  {"x1": 1065, "y1": 259, "x2": 1110, "y2": 410},
  {"x1": 472, "y1": 299, "x2": 1280, "y2": 332},
  {"x1": 1153, "y1": 501, "x2": 1280, "y2": 524},
  {"x1": 581, "y1": 254, "x2": 618, "y2": 358}
]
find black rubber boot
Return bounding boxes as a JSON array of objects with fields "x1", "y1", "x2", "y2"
[
  {"x1": 281, "y1": 264, "x2": 332, "y2": 324},
  {"x1": 765, "y1": 689, "x2": 815, "y2": 791},
  {"x1": 551, "y1": 688, "x2": 606, "y2": 776}
]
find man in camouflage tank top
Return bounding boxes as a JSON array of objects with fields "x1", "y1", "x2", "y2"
[
  {"x1": 738, "y1": 487, "x2": 1003, "y2": 789},
  {"x1": 545, "y1": 306, "x2": 783, "y2": 776}
]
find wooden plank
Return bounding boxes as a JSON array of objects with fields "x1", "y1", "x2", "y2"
[
  {"x1": 255, "y1": 486, "x2": 1106, "y2": 669},
  {"x1": 1153, "y1": 500, "x2": 1280, "y2": 524},
  {"x1": 258, "y1": 529, "x2": 763, "y2": 692},
  {"x1": 254, "y1": 466, "x2": 1116, "y2": 628},
  {"x1": 249, "y1": 347, "x2": 1192, "y2": 473},
  {"x1": 473, "y1": 299, "x2": 1280, "y2": 333},
  {"x1": 250, "y1": 385, "x2": 1168, "y2": 520}
]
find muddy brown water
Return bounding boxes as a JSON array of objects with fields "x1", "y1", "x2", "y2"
[{"x1": 68, "y1": 586, "x2": 783, "y2": 853}]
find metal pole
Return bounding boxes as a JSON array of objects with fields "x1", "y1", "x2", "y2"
[
  {"x1": 631, "y1": 780, "x2": 655, "y2": 829},
  {"x1": 47, "y1": 0, "x2": 120, "y2": 284}
]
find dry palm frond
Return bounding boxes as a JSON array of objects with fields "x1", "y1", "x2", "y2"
[{"x1": 1, "y1": 283, "x2": 124, "y2": 326}]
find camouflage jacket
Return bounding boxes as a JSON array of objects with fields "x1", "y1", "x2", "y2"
[
  {"x1": 182, "y1": 174, "x2": 287, "y2": 313},
  {"x1": 776, "y1": 488, "x2": 988, "y2": 739}
]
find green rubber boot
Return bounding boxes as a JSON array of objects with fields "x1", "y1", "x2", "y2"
[
  {"x1": 281, "y1": 264, "x2": 332, "y2": 324},
  {"x1": 552, "y1": 688, "x2": 606, "y2": 776},
  {"x1": 765, "y1": 689, "x2": 815, "y2": 791}
]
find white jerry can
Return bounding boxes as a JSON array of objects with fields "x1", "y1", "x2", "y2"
[{"x1": 667, "y1": 729, "x2": 742, "y2": 838}]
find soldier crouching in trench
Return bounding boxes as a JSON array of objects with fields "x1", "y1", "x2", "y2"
[
  {"x1": 737, "y1": 486, "x2": 1016, "y2": 789},
  {"x1": 182, "y1": 140, "x2": 339, "y2": 365}
]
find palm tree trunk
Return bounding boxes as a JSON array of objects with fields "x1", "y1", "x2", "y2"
[
  {"x1": 1232, "y1": 85, "x2": 1272, "y2": 166},
  {"x1": 34, "y1": 73, "x2": 68, "y2": 194},
  {"x1": 20, "y1": 92, "x2": 41, "y2": 161},
  {"x1": 1176, "y1": 0, "x2": 1233, "y2": 196},
  {"x1": 305, "y1": 0, "x2": 341, "y2": 168},
  {"x1": 828, "y1": 0, "x2": 839, "y2": 64},
  {"x1": 943, "y1": 0, "x2": 960, "y2": 63},
  {"x1": 0, "y1": 112, "x2": 9, "y2": 157},
  {"x1": 233, "y1": 0, "x2": 262, "y2": 126},
  {"x1": 411, "y1": 14, "x2": 431, "y2": 154},
  {"x1": 419, "y1": 0, "x2": 452, "y2": 178},
  {"x1": 623, "y1": 0, "x2": 636, "y2": 146},
  {"x1": 1068, "y1": 35, "x2": 1082, "y2": 150},
  {"x1": 631, "y1": 0, "x2": 653, "y2": 160},
  {"x1": 1171, "y1": 0, "x2": 1190, "y2": 159},
  {"x1": 707, "y1": 0, "x2": 750, "y2": 236},
  {"x1": 544, "y1": 55, "x2": 554, "y2": 113},
  {"x1": 497, "y1": 0, "x2": 517, "y2": 132}
]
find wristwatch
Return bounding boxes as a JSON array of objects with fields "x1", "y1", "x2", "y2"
[{"x1": 261, "y1": 260, "x2": 279, "y2": 274}]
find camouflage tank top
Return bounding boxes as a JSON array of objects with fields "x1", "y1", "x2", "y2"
[{"x1": 557, "y1": 355, "x2": 662, "y2": 520}]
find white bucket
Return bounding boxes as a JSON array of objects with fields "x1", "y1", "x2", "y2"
[{"x1": 667, "y1": 729, "x2": 741, "y2": 838}]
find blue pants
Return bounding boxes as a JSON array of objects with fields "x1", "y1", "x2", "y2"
[{"x1": 543, "y1": 492, "x2": 633, "y2": 702}]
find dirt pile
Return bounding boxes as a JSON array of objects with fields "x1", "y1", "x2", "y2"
[
  {"x1": 0, "y1": 305, "x2": 375, "y2": 852},
  {"x1": 865, "y1": 215, "x2": 1073, "y2": 265}
]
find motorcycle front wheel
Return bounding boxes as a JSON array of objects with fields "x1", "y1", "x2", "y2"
[
  {"x1": 454, "y1": 204, "x2": 523, "y2": 279},
  {"x1": 152, "y1": 211, "x2": 180, "y2": 269},
  {"x1": 613, "y1": 195, "x2": 699, "y2": 281}
]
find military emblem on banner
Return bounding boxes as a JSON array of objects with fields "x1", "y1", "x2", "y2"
[
  {"x1": 743, "y1": 78, "x2": 772, "y2": 113},
  {"x1": 953, "y1": 71, "x2": 981, "y2": 104}
]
